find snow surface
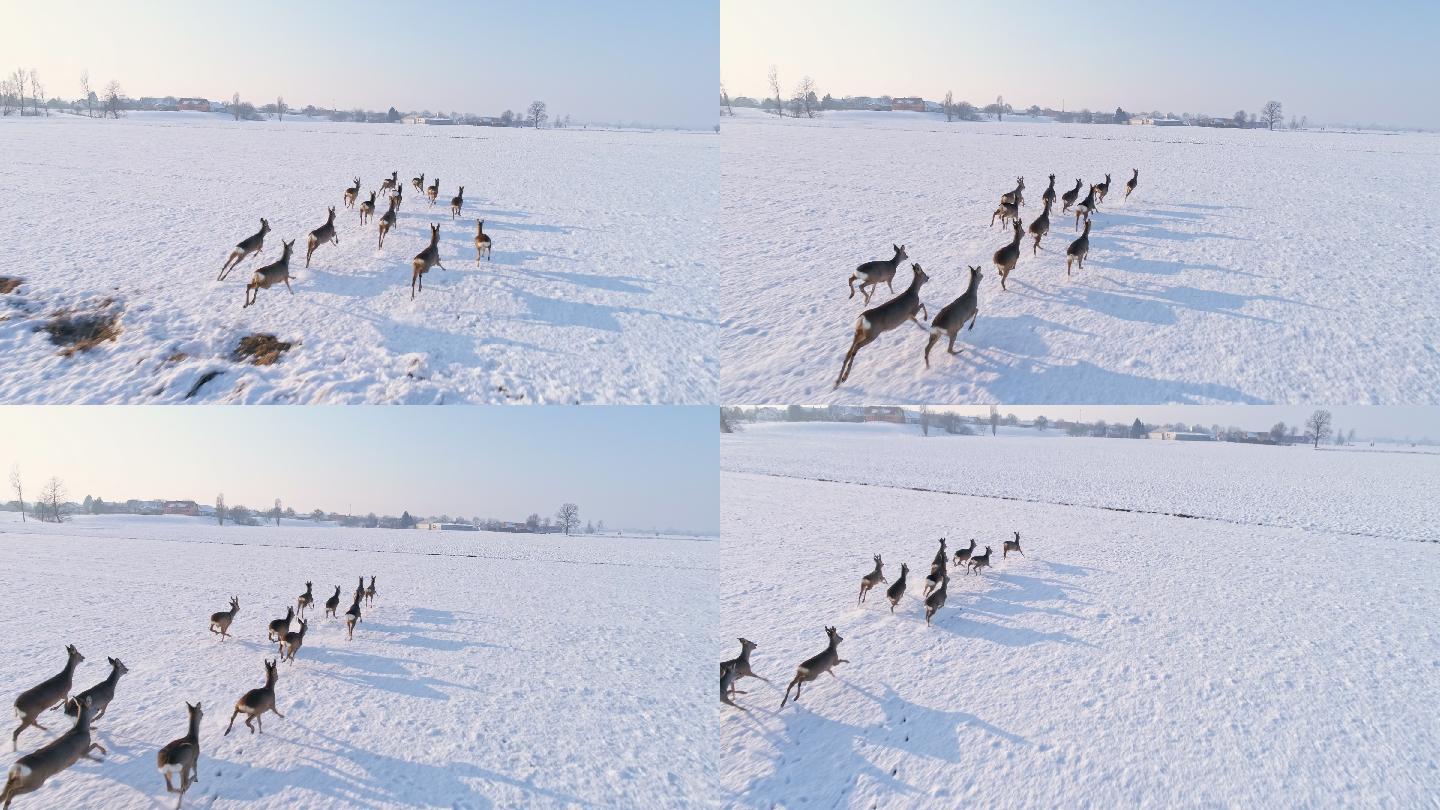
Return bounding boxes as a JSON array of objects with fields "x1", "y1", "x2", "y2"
[
  {"x1": 720, "y1": 424, "x2": 1440, "y2": 806},
  {"x1": 719, "y1": 109, "x2": 1440, "y2": 404},
  {"x1": 0, "y1": 113, "x2": 717, "y2": 404},
  {"x1": 0, "y1": 514, "x2": 716, "y2": 808}
]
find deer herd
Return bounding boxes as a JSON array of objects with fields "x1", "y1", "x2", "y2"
[
  {"x1": 723, "y1": 532, "x2": 1027, "y2": 710},
  {"x1": 835, "y1": 168, "x2": 1140, "y2": 388},
  {"x1": 217, "y1": 169, "x2": 500, "y2": 308},
  {"x1": 3, "y1": 575, "x2": 378, "y2": 808}
]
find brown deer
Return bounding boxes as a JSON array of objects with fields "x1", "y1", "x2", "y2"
[
  {"x1": 411, "y1": 223, "x2": 445, "y2": 299},
  {"x1": 1094, "y1": 173, "x2": 1112, "y2": 204},
  {"x1": 266, "y1": 606, "x2": 294, "y2": 643},
  {"x1": 364, "y1": 576, "x2": 377, "y2": 606},
  {"x1": 1060, "y1": 178, "x2": 1083, "y2": 213},
  {"x1": 1124, "y1": 168, "x2": 1139, "y2": 200},
  {"x1": 721, "y1": 660, "x2": 744, "y2": 707},
  {"x1": 426, "y1": 176, "x2": 440, "y2": 206},
  {"x1": 885, "y1": 563, "x2": 909, "y2": 612},
  {"x1": 343, "y1": 177, "x2": 361, "y2": 209},
  {"x1": 953, "y1": 538, "x2": 977, "y2": 568},
  {"x1": 1003, "y1": 531, "x2": 1024, "y2": 558},
  {"x1": 721, "y1": 638, "x2": 771, "y2": 690},
  {"x1": 63, "y1": 657, "x2": 127, "y2": 723},
  {"x1": 344, "y1": 595, "x2": 362, "y2": 640},
  {"x1": 967, "y1": 545, "x2": 993, "y2": 576},
  {"x1": 2, "y1": 696, "x2": 104, "y2": 807},
  {"x1": 780, "y1": 627, "x2": 847, "y2": 708},
  {"x1": 378, "y1": 196, "x2": 398, "y2": 248},
  {"x1": 323, "y1": 585, "x2": 341, "y2": 618},
  {"x1": 925, "y1": 265, "x2": 982, "y2": 367},
  {"x1": 224, "y1": 659, "x2": 283, "y2": 735},
  {"x1": 923, "y1": 573, "x2": 949, "y2": 624},
  {"x1": 848, "y1": 244, "x2": 908, "y2": 304},
  {"x1": 1074, "y1": 185, "x2": 1098, "y2": 230},
  {"x1": 835, "y1": 263, "x2": 929, "y2": 388},
  {"x1": 450, "y1": 186, "x2": 464, "y2": 219},
  {"x1": 474, "y1": 220, "x2": 492, "y2": 263},
  {"x1": 219, "y1": 218, "x2": 270, "y2": 281},
  {"x1": 243, "y1": 239, "x2": 295, "y2": 308},
  {"x1": 280, "y1": 619, "x2": 308, "y2": 663},
  {"x1": 390, "y1": 185, "x2": 403, "y2": 209},
  {"x1": 1041, "y1": 173, "x2": 1057, "y2": 209},
  {"x1": 378, "y1": 170, "x2": 398, "y2": 196},
  {"x1": 411, "y1": 172, "x2": 425, "y2": 194},
  {"x1": 305, "y1": 206, "x2": 338, "y2": 268},
  {"x1": 1066, "y1": 219, "x2": 1091, "y2": 275},
  {"x1": 993, "y1": 218, "x2": 1024, "y2": 290},
  {"x1": 1028, "y1": 198, "x2": 1052, "y2": 255},
  {"x1": 858, "y1": 554, "x2": 886, "y2": 604},
  {"x1": 990, "y1": 197, "x2": 1019, "y2": 228},
  {"x1": 296, "y1": 582, "x2": 314, "y2": 619},
  {"x1": 923, "y1": 547, "x2": 948, "y2": 598},
  {"x1": 209, "y1": 596, "x2": 239, "y2": 641},
  {"x1": 156, "y1": 702, "x2": 202, "y2": 807},
  {"x1": 358, "y1": 190, "x2": 377, "y2": 225},
  {"x1": 1000, "y1": 176, "x2": 1025, "y2": 208}
]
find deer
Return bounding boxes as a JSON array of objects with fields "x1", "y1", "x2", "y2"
[
  {"x1": 280, "y1": 619, "x2": 308, "y2": 662},
  {"x1": 929, "y1": 538, "x2": 948, "y2": 574},
  {"x1": 358, "y1": 190, "x2": 377, "y2": 225},
  {"x1": 953, "y1": 538, "x2": 976, "y2": 568},
  {"x1": 391, "y1": 185, "x2": 404, "y2": 209},
  {"x1": 848, "y1": 244, "x2": 908, "y2": 305},
  {"x1": 993, "y1": 218, "x2": 1024, "y2": 290},
  {"x1": 266, "y1": 606, "x2": 294, "y2": 643},
  {"x1": 224, "y1": 659, "x2": 283, "y2": 736},
  {"x1": 1066, "y1": 219, "x2": 1091, "y2": 275},
  {"x1": 296, "y1": 582, "x2": 314, "y2": 619},
  {"x1": 1074, "y1": 185, "x2": 1099, "y2": 230},
  {"x1": 218, "y1": 218, "x2": 270, "y2": 281},
  {"x1": 354, "y1": 576, "x2": 365, "y2": 604},
  {"x1": 780, "y1": 627, "x2": 847, "y2": 708},
  {"x1": 243, "y1": 239, "x2": 295, "y2": 308},
  {"x1": 343, "y1": 177, "x2": 361, "y2": 209},
  {"x1": 426, "y1": 176, "x2": 440, "y2": 206},
  {"x1": 721, "y1": 638, "x2": 771, "y2": 690},
  {"x1": 1060, "y1": 178, "x2": 1083, "y2": 213},
  {"x1": 885, "y1": 563, "x2": 909, "y2": 613},
  {"x1": 344, "y1": 595, "x2": 363, "y2": 640},
  {"x1": 834, "y1": 263, "x2": 929, "y2": 388},
  {"x1": 1000, "y1": 176, "x2": 1025, "y2": 208},
  {"x1": 967, "y1": 545, "x2": 993, "y2": 576},
  {"x1": 990, "y1": 196, "x2": 1019, "y2": 228},
  {"x1": 378, "y1": 196, "x2": 398, "y2": 248},
  {"x1": 474, "y1": 220, "x2": 493, "y2": 263},
  {"x1": 323, "y1": 585, "x2": 341, "y2": 618},
  {"x1": 923, "y1": 550, "x2": 948, "y2": 598},
  {"x1": 411, "y1": 223, "x2": 446, "y2": 299},
  {"x1": 1, "y1": 696, "x2": 105, "y2": 808},
  {"x1": 1003, "y1": 531, "x2": 1024, "y2": 558},
  {"x1": 924, "y1": 573, "x2": 950, "y2": 625},
  {"x1": 411, "y1": 172, "x2": 425, "y2": 194},
  {"x1": 1028, "y1": 198, "x2": 1053, "y2": 255},
  {"x1": 11, "y1": 645, "x2": 84, "y2": 751},
  {"x1": 63, "y1": 657, "x2": 127, "y2": 723},
  {"x1": 925, "y1": 265, "x2": 982, "y2": 367},
  {"x1": 450, "y1": 186, "x2": 464, "y2": 219},
  {"x1": 858, "y1": 554, "x2": 887, "y2": 604},
  {"x1": 364, "y1": 576, "x2": 377, "y2": 606},
  {"x1": 378, "y1": 170, "x2": 398, "y2": 196},
  {"x1": 305, "y1": 206, "x2": 338, "y2": 268},
  {"x1": 1094, "y1": 173, "x2": 1112, "y2": 205},
  {"x1": 1124, "y1": 168, "x2": 1139, "y2": 200},
  {"x1": 156, "y1": 702, "x2": 202, "y2": 808},
  {"x1": 720, "y1": 660, "x2": 744, "y2": 707},
  {"x1": 209, "y1": 596, "x2": 239, "y2": 641},
  {"x1": 1041, "y1": 174, "x2": 1057, "y2": 209}
]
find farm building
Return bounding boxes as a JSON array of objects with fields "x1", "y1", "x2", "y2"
[
  {"x1": 863, "y1": 406, "x2": 906, "y2": 424},
  {"x1": 176, "y1": 98, "x2": 211, "y2": 112},
  {"x1": 418, "y1": 522, "x2": 479, "y2": 531},
  {"x1": 162, "y1": 500, "x2": 200, "y2": 516},
  {"x1": 1147, "y1": 431, "x2": 1214, "y2": 441},
  {"x1": 891, "y1": 97, "x2": 925, "y2": 112}
]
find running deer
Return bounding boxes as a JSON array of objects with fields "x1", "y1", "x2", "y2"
[
  {"x1": 925, "y1": 265, "x2": 982, "y2": 367},
  {"x1": 1095, "y1": 173, "x2": 1112, "y2": 204},
  {"x1": 411, "y1": 172, "x2": 425, "y2": 194},
  {"x1": 156, "y1": 702, "x2": 202, "y2": 808},
  {"x1": 11, "y1": 645, "x2": 84, "y2": 751},
  {"x1": 209, "y1": 597, "x2": 239, "y2": 641},
  {"x1": 353, "y1": 576, "x2": 365, "y2": 605},
  {"x1": 1060, "y1": 178, "x2": 1083, "y2": 213},
  {"x1": 378, "y1": 196, "x2": 398, "y2": 248},
  {"x1": 720, "y1": 660, "x2": 743, "y2": 707},
  {"x1": 930, "y1": 538, "x2": 948, "y2": 574},
  {"x1": 1000, "y1": 176, "x2": 1026, "y2": 208},
  {"x1": 924, "y1": 573, "x2": 949, "y2": 624},
  {"x1": 243, "y1": 240, "x2": 295, "y2": 308},
  {"x1": 848, "y1": 244, "x2": 908, "y2": 305},
  {"x1": 391, "y1": 185, "x2": 404, "y2": 209},
  {"x1": 378, "y1": 170, "x2": 398, "y2": 196},
  {"x1": 323, "y1": 586, "x2": 341, "y2": 618},
  {"x1": 721, "y1": 638, "x2": 771, "y2": 689},
  {"x1": 1074, "y1": 185, "x2": 1098, "y2": 230},
  {"x1": 305, "y1": 207, "x2": 338, "y2": 268},
  {"x1": 993, "y1": 219, "x2": 1024, "y2": 290},
  {"x1": 344, "y1": 596, "x2": 362, "y2": 640},
  {"x1": 266, "y1": 606, "x2": 294, "y2": 643},
  {"x1": 1, "y1": 696, "x2": 105, "y2": 807},
  {"x1": 218, "y1": 218, "x2": 270, "y2": 281},
  {"x1": 280, "y1": 619, "x2": 308, "y2": 662},
  {"x1": 779, "y1": 627, "x2": 847, "y2": 708},
  {"x1": 359, "y1": 190, "x2": 377, "y2": 225},
  {"x1": 474, "y1": 220, "x2": 492, "y2": 263},
  {"x1": 1028, "y1": 198, "x2": 1052, "y2": 255},
  {"x1": 63, "y1": 658, "x2": 127, "y2": 723},
  {"x1": 1041, "y1": 174, "x2": 1057, "y2": 208},
  {"x1": 450, "y1": 186, "x2": 464, "y2": 219},
  {"x1": 885, "y1": 563, "x2": 909, "y2": 613},
  {"x1": 923, "y1": 549, "x2": 948, "y2": 597},
  {"x1": 953, "y1": 538, "x2": 976, "y2": 568},
  {"x1": 426, "y1": 176, "x2": 440, "y2": 206},
  {"x1": 990, "y1": 197, "x2": 1019, "y2": 228},
  {"x1": 343, "y1": 177, "x2": 361, "y2": 209},
  {"x1": 1003, "y1": 531, "x2": 1024, "y2": 558},
  {"x1": 834, "y1": 263, "x2": 929, "y2": 388},
  {"x1": 223, "y1": 659, "x2": 283, "y2": 736},
  {"x1": 857, "y1": 554, "x2": 886, "y2": 604},
  {"x1": 967, "y1": 545, "x2": 993, "y2": 576},
  {"x1": 364, "y1": 576, "x2": 377, "y2": 606},
  {"x1": 1124, "y1": 168, "x2": 1139, "y2": 200},
  {"x1": 1066, "y1": 219, "x2": 1091, "y2": 275},
  {"x1": 411, "y1": 223, "x2": 446, "y2": 299},
  {"x1": 296, "y1": 582, "x2": 314, "y2": 618}
]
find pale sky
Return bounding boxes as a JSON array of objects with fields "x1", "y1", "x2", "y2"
[
  {"x1": 1, "y1": 0, "x2": 718, "y2": 129},
  {"x1": 0, "y1": 407, "x2": 718, "y2": 533},
  {"x1": 722, "y1": 0, "x2": 1440, "y2": 129}
]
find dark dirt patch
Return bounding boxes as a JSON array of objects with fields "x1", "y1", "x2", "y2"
[
  {"x1": 186, "y1": 370, "x2": 224, "y2": 399},
  {"x1": 165, "y1": 351, "x2": 190, "y2": 363},
  {"x1": 232, "y1": 333, "x2": 292, "y2": 366},
  {"x1": 0, "y1": 277, "x2": 21, "y2": 294},
  {"x1": 44, "y1": 303, "x2": 123, "y2": 356}
]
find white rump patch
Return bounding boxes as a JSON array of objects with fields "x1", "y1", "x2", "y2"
[
  {"x1": 860, "y1": 317, "x2": 871, "y2": 331},
  {"x1": 12, "y1": 764, "x2": 30, "y2": 779},
  {"x1": 160, "y1": 763, "x2": 182, "y2": 778}
]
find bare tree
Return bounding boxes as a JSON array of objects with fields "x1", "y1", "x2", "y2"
[
  {"x1": 767, "y1": 65, "x2": 783, "y2": 117},
  {"x1": 1261, "y1": 100, "x2": 1283, "y2": 130},
  {"x1": 1304, "y1": 409, "x2": 1333, "y2": 449},
  {"x1": 791, "y1": 76, "x2": 820, "y2": 118},
  {"x1": 919, "y1": 406, "x2": 931, "y2": 436},
  {"x1": 272, "y1": 498, "x2": 283, "y2": 526},
  {"x1": 995, "y1": 95, "x2": 1004, "y2": 122},
  {"x1": 102, "y1": 80, "x2": 123, "y2": 118},
  {"x1": 38, "y1": 477, "x2": 66, "y2": 523},
  {"x1": 9, "y1": 465, "x2": 23, "y2": 521},
  {"x1": 943, "y1": 90, "x2": 954, "y2": 122},
  {"x1": 29, "y1": 69, "x2": 44, "y2": 116},
  {"x1": 527, "y1": 100, "x2": 548, "y2": 128},
  {"x1": 232, "y1": 91, "x2": 241, "y2": 121},
  {"x1": 720, "y1": 82, "x2": 733, "y2": 116},
  {"x1": 11, "y1": 68, "x2": 27, "y2": 115},
  {"x1": 275, "y1": 95, "x2": 286, "y2": 121},
  {"x1": 79, "y1": 69, "x2": 93, "y2": 118},
  {"x1": 216, "y1": 493, "x2": 226, "y2": 526},
  {"x1": 556, "y1": 503, "x2": 580, "y2": 536},
  {"x1": 1270, "y1": 421, "x2": 1287, "y2": 442}
]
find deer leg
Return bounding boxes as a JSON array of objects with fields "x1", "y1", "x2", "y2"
[
  {"x1": 947, "y1": 332, "x2": 962, "y2": 356},
  {"x1": 85, "y1": 742, "x2": 106, "y2": 760},
  {"x1": 224, "y1": 708, "x2": 240, "y2": 735},
  {"x1": 847, "y1": 275, "x2": 857, "y2": 299},
  {"x1": 271, "y1": 706, "x2": 285, "y2": 719},
  {"x1": 968, "y1": 312, "x2": 977, "y2": 331},
  {"x1": 924, "y1": 331, "x2": 940, "y2": 368},
  {"x1": 164, "y1": 773, "x2": 175, "y2": 793},
  {"x1": 886, "y1": 279, "x2": 895, "y2": 294},
  {"x1": 285, "y1": 278, "x2": 293, "y2": 294}
]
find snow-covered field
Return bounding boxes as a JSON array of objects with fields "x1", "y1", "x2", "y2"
[
  {"x1": 0, "y1": 514, "x2": 716, "y2": 808},
  {"x1": 0, "y1": 112, "x2": 717, "y2": 404},
  {"x1": 720, "y1": 424, "x2": 1440, "y2": 806},
  {"x1": 719, "y1": 109, "x2": 1440, "y2": 404}
]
